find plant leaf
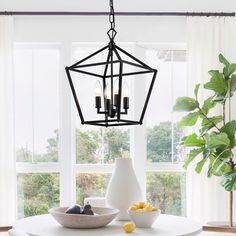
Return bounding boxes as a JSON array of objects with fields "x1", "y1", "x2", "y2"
[
  {"x1": 194, "y1": 84, "x2": 200, "y2": 100},
  {"x1": 201, "y1": 96, "x2": 216, "y2": 114},
  {"x1": 213, "y1": 94, "x2": 226, "y2": 102},
  {"x1": 209, "y1": 150, "x2": 231, "y2": 176},
  {"x1": 208, "y1": 70, "x2": 220, "y2": 77},
  {"x1": 219, "y1": 54, "x2": 230, "y2": 66},
  {"x1": 224, "y1": 64, "x2": 236, "y2": 77},
  {"x1": 215, "y1": 148, "x2": 232, "y2": 160},
  {"x1": 200, "y1": 115, "x2": 222, "y2": 134},
  {"x1": 220, "y1": 121, "x2": 236, "y2": 148},
  {"x1": 221, "y1": 170, "x2": 236, "y2": 191},
  {"x1": 204, "y1": 71, "x2": 228, "y2": 95},
  {"x1": 183, "y1": 133, "x2": 205, "y2": 147},
  {"x1": 215, "y1": 161, "x2": 229, "y2": 175},
  {"x1": 208, "y1": 155, "x2": 229, "y2": 177},
  {"x1": 230, "y1": 74, "x2": 236, "y2": 93},
  {"x1": 173, "y1": 97, "x2": 199, "y2": 112},
  {"x1": 206, "y1": 132, "x2": 230, "y2": 148},
  {"x1": 183, "y1": 148, "x2": 204, "y2": 169},
  {"x1": 195, "y1": 159, "x2": 207, "y2": 173},
  {"x1": 177, "y1": 112, "x2": 199, "y2": 128}
]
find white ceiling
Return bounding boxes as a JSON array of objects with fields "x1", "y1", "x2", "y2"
[{"x1": 1, "y1": 0, "x2": 236, "y2": 12}]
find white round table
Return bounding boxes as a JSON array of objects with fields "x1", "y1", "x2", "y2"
[{"x1": 14, "y1": 214, "x2": 202, "y2": 236}]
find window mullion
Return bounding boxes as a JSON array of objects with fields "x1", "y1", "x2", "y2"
[
  {"x1": 59, "y1": 41, "x2": 76, "y2": 206},
  {"x1": 75, "y1": 164, "x2": 114, "y2": 173},
  {"x1": 31, "y1": 50, "x2": 35, "y2": 164},
  {"x1": 16, "y1": 163, "x2": 60, "y2": 173},
  {"x1": 146, "y1": 163, "x2": 185, "y2": 172},
  {"x1": 131, "y1": 45, "x2": 147, "y2": 201},
  {"x1": 171, "y1": 50, "x2": 174, "y2": 164}
]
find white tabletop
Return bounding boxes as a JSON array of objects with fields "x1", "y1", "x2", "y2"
[{"x1": 14, "y1": 214, "x2": 202, "y2": 236}]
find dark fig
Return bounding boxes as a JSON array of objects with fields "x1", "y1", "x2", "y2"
[
  {"x1": 86, "y1": 209, "x2": 94, "y2": 215},
  {"x1": 65, "y1": 204, "x2": 82, "y2": 214},
  {"x1": 82, "y1": 208, "x2": 94, "y2": 215},
  {"x1": 82, "y1": 202, "x2": 94, "y2": 215},
  {"x1": 83, "y1": 203, "x2": 92, "y2": 211},
  {"x1": 81, "y1": 207, "x2": 87, "y2": 214}
]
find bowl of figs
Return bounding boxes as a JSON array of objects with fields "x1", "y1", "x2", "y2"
[{"x1": 49, "y1": 203, "x2": 119, "y2": 229}]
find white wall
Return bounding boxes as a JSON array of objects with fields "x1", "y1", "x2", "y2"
[
  {"x1": 1, "y1": 0, "x2": 234, "y2": 44},
  {"x1": 14, "y1": 16, "x2": 186, "y2": 43}
]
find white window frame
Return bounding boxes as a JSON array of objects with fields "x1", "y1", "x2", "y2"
[{"x1": 15, "y1": 42, "x2": 187, "y2": 213}]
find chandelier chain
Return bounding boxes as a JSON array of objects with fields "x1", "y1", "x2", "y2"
[
  {"x1": 109, "y1": 0, "x2": 115, "y2": 30},
  {"x1": 107, "y1": 0, "x2": 117, "y2": 41}
]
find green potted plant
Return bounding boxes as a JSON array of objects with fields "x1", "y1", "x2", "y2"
[{"x1": 173, "y1": 54, "x2": 236, "y2": 231}]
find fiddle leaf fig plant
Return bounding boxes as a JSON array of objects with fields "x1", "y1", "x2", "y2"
[{"x1": 173, "y1": 54, "x2": 236, "y2": 227}]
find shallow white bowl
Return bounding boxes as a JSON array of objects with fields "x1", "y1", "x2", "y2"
[
  {"x1": 128, "y1": 209, "x2": 161, "y2": 228},
  {"x1": 49, "y1": 206, "x2": 119, "y2": 229}
]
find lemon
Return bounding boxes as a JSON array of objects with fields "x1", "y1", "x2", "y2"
[
  {"x1": 129, "y1": 206, "x2": 137, "y2": 211},
  {"x1": 129, "y1": 202, "x2": 158, "y2": 213},
  {"x1": 123, "y1": 223, "x2": 135, "y2": 233},
  {"x1": 138, "y1": 202, "x2": 146, "y2": 209},
  {"x1": 143, "y1": 205, "x2": 153, "y2": 212}
]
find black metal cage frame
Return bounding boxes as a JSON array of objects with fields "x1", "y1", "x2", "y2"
[{"x1": 66, "y1": 42, "x2": 157, "y2": 127}]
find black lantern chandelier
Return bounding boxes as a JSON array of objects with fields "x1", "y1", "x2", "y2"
[{"x1": 66, "y1": 0, "x2": 157, "y2": 127}]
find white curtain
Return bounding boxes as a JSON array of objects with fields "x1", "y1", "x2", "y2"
[
  {"x1": 186, "y1": 17, "x2": 236, "y2": 224},
  {"x1": 225, "y1": 18, "x2": 236, "y2": 121},
  {"x1": 0, "y1": 16, "x2": 15, "y2": 226}
]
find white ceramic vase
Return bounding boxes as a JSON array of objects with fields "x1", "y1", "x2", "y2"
[{"x1": 105, "y1": 158, "x2": 143, "y2": 220}]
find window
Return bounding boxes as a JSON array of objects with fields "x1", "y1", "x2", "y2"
[
  {"x1": 15, "y1": 43, "x2": 187, "y2": 218},
  {"x1": 15, "y1": 44, "x2": 60, "y2": 217},
  {"x1": 17, "y1": 173, "x2": 59, "y2": 218},
  {"x1": 146, "y1": 172, "x2": 186, "y2": 215},
  {"x1": 145, "y1": 49, "x2": 187, "y2": 216},
  {"x1": 14, "y1": 46, "x2": 60, "y2": 163}
]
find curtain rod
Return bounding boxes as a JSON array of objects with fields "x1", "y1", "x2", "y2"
[{"x1": 0, "y1": 11, "x2": 235, "y2": 17}]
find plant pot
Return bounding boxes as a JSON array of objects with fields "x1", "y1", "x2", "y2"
[{"x1": 105, "y1": 158, "x2": 143, "y2": 221}]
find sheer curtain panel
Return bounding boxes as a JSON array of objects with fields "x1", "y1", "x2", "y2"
[
  {"x1": 0, "y1": 16, "x2": 15, "y2": 226},
  {"x1": 225, "y1": 18, "x2": 236, "y2": 120},
  {"x1": 186, "y1": 17, "x2": 236, "y2": 224}
]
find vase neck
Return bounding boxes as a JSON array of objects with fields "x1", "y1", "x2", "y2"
[{"x1": 115, "y1": 158, "x2": 133, "y2": 170}]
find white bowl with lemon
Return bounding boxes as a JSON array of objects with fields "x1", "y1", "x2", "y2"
[{"x1": 127, "y1": 202, "x2": 160, "y2": 228}]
